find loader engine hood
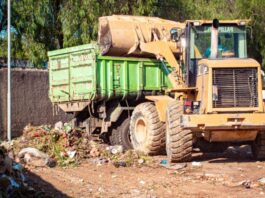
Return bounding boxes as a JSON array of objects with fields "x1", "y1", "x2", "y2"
[{"x1": 198, "y1": 58, "x2": 260, "y2": 68}]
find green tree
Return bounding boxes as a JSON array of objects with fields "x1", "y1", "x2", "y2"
[
  {"x1": 6, "y1": 0, "x2": 161, "y2": 67},
  {"x1": 12, "y1": 0, "x2": 64, "y2": 67},
  {"x1": 0, "y1": 0, "x2": 265, "y2": 68},
  {"x1": 235, "y1": 0, "x2": 265, "y2": 67}
]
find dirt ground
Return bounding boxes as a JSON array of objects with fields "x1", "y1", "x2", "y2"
[{"x1": 24, "y1": 145, "x2": 265, "y2": 198}]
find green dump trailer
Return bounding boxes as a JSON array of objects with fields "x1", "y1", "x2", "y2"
[{"x1": 48, "y1": 44, "x2": 172, "y2": 149}]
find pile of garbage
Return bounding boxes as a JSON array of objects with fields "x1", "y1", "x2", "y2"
[
  {"x1": 2, "y1": 122, "x2": 152, "y2": 169},
  {"x1": 9, "y1": 123, "x2": 102, "y2": 167}
]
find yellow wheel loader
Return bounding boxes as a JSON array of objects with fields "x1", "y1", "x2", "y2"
[{"x1": 98, "y1": 16, "x2": 265, "y2": 162}]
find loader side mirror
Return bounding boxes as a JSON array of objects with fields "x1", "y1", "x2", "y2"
[{"x1": 170, "y1": 28, "x2": 179, "y2": 42}]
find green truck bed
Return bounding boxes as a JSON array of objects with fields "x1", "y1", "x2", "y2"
[{"x1": 48, "y1": 44, "x2": 172, "y2": 103}]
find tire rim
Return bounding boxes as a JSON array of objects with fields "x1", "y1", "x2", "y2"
[{"x1": 134, "y1": 118, "x2": 147, "y2": 143}]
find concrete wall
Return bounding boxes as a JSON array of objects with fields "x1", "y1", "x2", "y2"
[{"x1": 0, "y1": 68, "x2": 73, "y2": 139}]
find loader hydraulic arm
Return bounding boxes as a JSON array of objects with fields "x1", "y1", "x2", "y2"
[{"x1": 140, "y1": 40, "x2": 185, "y2": 89}]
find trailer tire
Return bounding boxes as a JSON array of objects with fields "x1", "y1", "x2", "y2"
[
  {"x1": 116, "y1": 118, "x2": 133, "y2": 150},
  {"x1": 109, "y1": 129, "x2": 119, "y2": 145},
  {"x1": 166, "y1": 101, "x2": 193, "y2": 162},
  {"x1": 130, "y1": 102, "x2": 165, "y2": 155},
  {"x1": 252, "y1": 131, "x2": 265, "y2": 160}
]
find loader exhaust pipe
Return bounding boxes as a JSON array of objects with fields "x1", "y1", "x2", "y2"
[{"x1": 210, "y1": 19, "x2": 219, "y2": 59}]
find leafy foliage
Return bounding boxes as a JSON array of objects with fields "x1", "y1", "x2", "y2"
[{"x1": 0, "y1": 0, "x2": 264, "y2": 68}]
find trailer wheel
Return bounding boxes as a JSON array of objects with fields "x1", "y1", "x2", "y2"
[
  {"x1": 166, "y1": 101, "x2": 193, "y2": 162},
  {"x1": 109, "y1": 118, "x2": 132, "y2": 149},
  {"x1": 130, "y1": 102, "x2": 165, "y2": 155},
  {"x1": 252, "y1": 131, "x2": 265, "y2": 160},
  {"x1": 116, "y1": 118, "x2": 132, "y2": 149},
  {"x1": 109, "y1": 129, "x2": 119, "y2": 145}
]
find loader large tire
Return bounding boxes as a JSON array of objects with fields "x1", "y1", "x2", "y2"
[
  {"x1": 130, "y1": 102, "x2": 165, "y2": 155},
  {"x1": 252, "y1": 131, "x2": 265, "y2": 160},
  {"x1": 166, "y1": 101, "x2": 193, "y2": 162}
]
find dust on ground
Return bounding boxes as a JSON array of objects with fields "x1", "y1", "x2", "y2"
[{"x1": 28, "y1": 146, "x2": 265, "y2": 198}]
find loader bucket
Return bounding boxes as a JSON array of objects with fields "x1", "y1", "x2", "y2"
[{"x1": 98, "y1": 15, "x2": 184, "y2": 57}]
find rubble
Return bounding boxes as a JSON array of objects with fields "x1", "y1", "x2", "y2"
[{"x1": 0, "y1": 146, "x2": 49, "y2": 197}]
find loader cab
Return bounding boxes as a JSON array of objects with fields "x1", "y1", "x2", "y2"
[{"x1": 184, "y1": 20, "x2": 248, "y2": 86}]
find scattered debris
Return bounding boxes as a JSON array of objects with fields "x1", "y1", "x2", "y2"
[
  {"x1": 90, "y1": 147, "x2": 100, "y2": 158},
  {"x1": 139, "y1": 180, "x2": 146, "y2": 185},
  {"x1": 258, "y1": 177, "x2": 265, "y2": 185},
  {"x1": 138, "y1": 158, "x2": 145, "y2": 164},
  {"x1": 18, "y1": 147, "x2": 56, "y2": 167},
  {"x1": 191, "y1": 161, "x2": 202, "y2": 168},
  {"x1": 67, "y1": 150, "x2": 77, "y2": 159},
  {"x1": 113, "y1": 161, "x2": 127, "y2": 168},
  {"x1": 91, "y1": 158, "x2": 109, "y2": 166},
  {"x1": 241, "y1": 180, "x2": 252, "y2": 189},
  {"x1": 160, "y1": 159, "x2": 168, "y2": 165},
  {"x1": 64, "y1": 123, "x2": 72, "y2": 133},
  {"x1": 54, "y1": 121, "x2": 64, "y2": 131},
  {"x1": 225, "y1": 179, "x2": 252, "y2": 188},
  {"x1": 106, "y1": 145, "x2": 123, "y2": 154}
]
